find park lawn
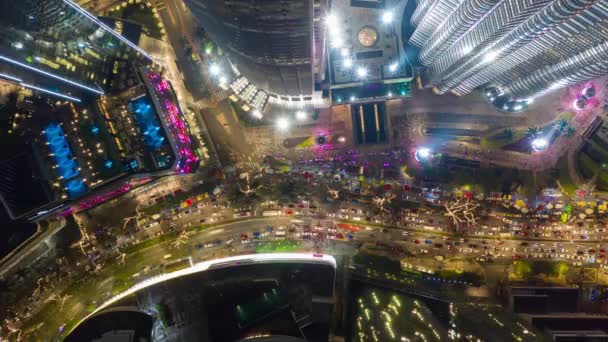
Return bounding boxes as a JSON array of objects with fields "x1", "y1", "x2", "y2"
[
  {"x1": 510, "y1": 260, "x2": 570, "y2": 284},
  {"x1": 557, "y1": 111, "x2": 574, "y2": 122},
  {"x1": 255, "y1": 240, "x2": 299, "y2": 253},
  {"x1": 122, "y1": 231, "x2": 179, "y2": 254},
  {"x1": 296, "y1": 136, "x2": 315, "y2": 148},
  {"x1": 481, "y1": 129, "x2": 526, "y2": 150},
  {"x1": 556, "y1": 156, "x2": 576, "y2": 195}
]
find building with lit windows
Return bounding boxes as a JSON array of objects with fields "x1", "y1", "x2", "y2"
[
  {"x1": 184, "y1": 0, "x2": 328, "y2": 111},
  {"x1": 410, "y1": 0, "x2": 608, "y2": 111},
  {"x1": 0, "y1": 0, "x2": 152, "y2": 101}
]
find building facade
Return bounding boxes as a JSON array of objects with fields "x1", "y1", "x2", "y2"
[
  {"x1": 184, "y1": 0, "x2": 325, "y2": 100},
  {"x1": 410, "y1": 0, "x2": 608, "y2": 109},
  {"x1": 0, "y1": 0, "x2": 151, "y2": 100}
]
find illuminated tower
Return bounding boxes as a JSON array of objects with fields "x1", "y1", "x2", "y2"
[{"x1": 410, "y1": 0, "x2": 608, "y2": 108}]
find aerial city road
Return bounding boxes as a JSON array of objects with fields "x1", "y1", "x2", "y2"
[{"x1": 1, "y1": 0, "x2": 608, "y2": 341}]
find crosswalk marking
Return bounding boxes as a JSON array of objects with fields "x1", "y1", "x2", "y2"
[{"x1": 192, "y1": 89, "x2": 231, "y2": 111}]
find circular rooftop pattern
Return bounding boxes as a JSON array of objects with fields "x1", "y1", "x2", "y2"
[{"x1": 358, "y1": 26, "x2": 378, "y2": 47}]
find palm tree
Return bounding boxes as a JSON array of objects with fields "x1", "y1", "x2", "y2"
[
  {"x1": 555, "y1": 119, "x2": 568, "y2": 132},
  {"x1": 527, "y1": 126, "x2": 540, "y2": 137},
  {"x1": 566, "y1": 127, "x2": 576, "y2": 137}
]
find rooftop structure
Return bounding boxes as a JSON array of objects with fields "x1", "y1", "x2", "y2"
[
  {"x1": 143, "y1": 69, "x2": 200, "y2": 174},
  {"x1": 327, "y1": 0, "x2": 414, "y2": 104},
  {"x1": 67, "y1": 253, "x2": 336, "y2": 342},
  {"x1": 0, "y1": 66, "x2": 198, "y2": 220},
  {"x1": 409, "y1": 0, "x2": 608, "y2": 111}
]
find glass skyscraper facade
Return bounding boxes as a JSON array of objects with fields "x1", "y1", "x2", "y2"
[
  {"x1": 184, "y1": 0, "x2": 325, "y2": 98},
  {"x1": 0, "y1": 0, "x2": 150, "y2": 99},
  {"x1": 410, "y1": 0, "x2": 608, "y2": 105}
]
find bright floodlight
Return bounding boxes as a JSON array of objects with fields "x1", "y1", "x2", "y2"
[
  {"x1": 276, "y1": 117, "x2": 290, "y2": 131},
  {"x1": 573, "y1": 98, "x2": 586, "y2": 110},
  {"x1": 295, "y1": 111, "x2": 307, "y2": 121},
  {"x1": 338, "y1": 136, "x2": 346, "y2": 143},
  {"x1": 209, "y1": 63, "x2": 220, "y2": 76},
  {"x1": 252, "y1": 110, "x2": 263, "y2": 119},
  {"x1": 382, "y1": 11, "x2": 394, "y2": 23},
  {"x1": 340, "y1": 48, "x2": 349, "y2": 57},
  {"x1": 326, "y1": 14, "x2": 338, "y2": 26},
  {"x1": 415, "y1": 147, "x2": 431, "y2": 162},
  {"x1": 531, "y1": 138, "x2": 548, "y2": 151},
  {"x1": 343, "y1": 59, "x2": 353, "y2": 68},
  {"x1": 356, "y1": 66, "x2": 368, "y2": 78},
  {"x1": 219, "y1": 76, "x2": 228, "y2": 85},
  {"x1": 331, "y1": 37, "x2": 344, "y2": 48},
  {"x1": 389, "y1": 62, "x2": 398, "y2": 72}
]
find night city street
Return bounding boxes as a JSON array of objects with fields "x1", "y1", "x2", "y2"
[{"x1": 1, "y1": 0, "x2": 608, "y2": 341}]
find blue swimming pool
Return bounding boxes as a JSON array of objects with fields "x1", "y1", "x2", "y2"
[
  {"x1": 129, "y1": 96, "x2": 166, "y2": 150},
  {"x1": 43, "y1": 123, "x2": 87, "y2": 198}
]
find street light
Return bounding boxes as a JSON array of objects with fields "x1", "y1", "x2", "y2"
[
  {"x1": 356, "y1": 66, "x2": 368, "y2": 78},
  {"x1": 326, "y1": 14, "x2": 338, "y2": 27},
  {"x1": 252, "y1": 110, "x2": 263, "y2": 119},
  {"x1": 415, "y1": 147, "x2": 431, "y2": 162},
  {"x1": 343, "y1": 59, "x2": 353, "y2": 68},
  {"x1": 276, "y1": 117, "x2": 290, "y2": 131},
  {"x1": 209, "y1": 63, "x2": 220, "y2": 76},
  {"x1": 531, "y1": 138, "x2": 548, "y2": 151},
  {"x1": 295, "y1": 111, "x2": 307, "y2": 121},
  {"x1": 219, "y1": 76, "x2": 228, "y2": 86},
  {"x1": 389, "y1": 62, "x2": 398, "y2": 72},
  {"x1": 382, "y1": 11, "x2": 394, "y2": 24}
]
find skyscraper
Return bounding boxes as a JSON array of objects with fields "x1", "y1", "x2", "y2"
[
  {"x1": 184, "y1": 0, "x2": 325, "y2": 98},
  {"x1": 0, "y1": 0, "x2": 151, "y2": 100},
  {"x1": 410, "y1": 0, "x2": 608, "y2": 108}
]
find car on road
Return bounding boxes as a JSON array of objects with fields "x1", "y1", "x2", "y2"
[
  {"x1": 413, "y1": 239, "x2": 420, "y2": 244},
  {"x1": 424, "y1": 239, "x2": 432, "y2": 244}
]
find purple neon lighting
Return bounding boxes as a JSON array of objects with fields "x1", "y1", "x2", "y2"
[{"x1": 146, "y1": 70, "x2": 199, "y2": 173}]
